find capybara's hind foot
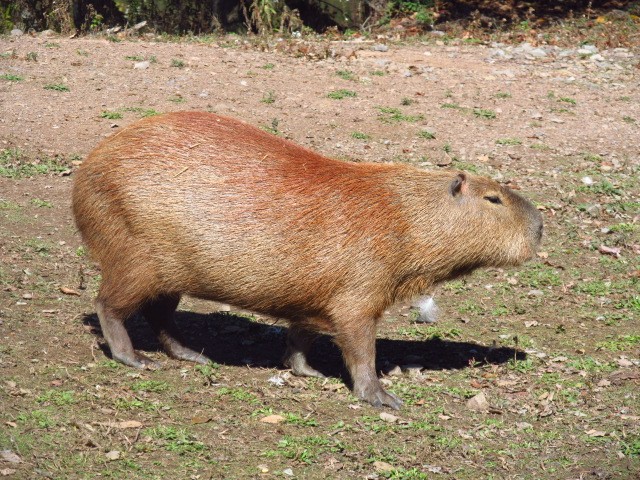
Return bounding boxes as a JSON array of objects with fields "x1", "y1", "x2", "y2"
[
  {"x1": 163, "y1": 340, "x2": 210, "y2": 365},
  {"x1": 112, "y1": 350, "x2": 160, "y2": 370}
]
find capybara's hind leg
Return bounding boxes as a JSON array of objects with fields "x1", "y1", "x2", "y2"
[
  {"x1": 95, "y1": 298, "x2": 158, "y2": 369},
  {"x1": 283, "y1": 324, "x2": 326, "y2": 378},
  {"x1": 334, "y1": 317, "x2": 403, "y2": 410},
  {"x1": 142, "y1": 294, "x2": 210, "y2": 365}
]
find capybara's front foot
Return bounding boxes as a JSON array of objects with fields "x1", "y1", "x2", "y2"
[{"x1": 355, "y1": 380, "x2": 403, "y2": 410}]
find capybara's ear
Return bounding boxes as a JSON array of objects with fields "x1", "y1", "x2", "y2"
[{"x1": 449, "y1": 172, "x2": 468, "y2": 197}]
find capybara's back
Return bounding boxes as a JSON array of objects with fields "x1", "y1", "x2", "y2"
[{"x1": 73, "y1": 111, "x2": 543, "y2": 409}]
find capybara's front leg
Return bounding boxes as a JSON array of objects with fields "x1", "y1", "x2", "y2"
[{"x1": 334, "y1": 318, "x2": 403, "y2": 410}]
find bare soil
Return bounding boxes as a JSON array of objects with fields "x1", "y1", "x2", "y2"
[{"x1": 0, "y1": 32, "x2": 639, "y2": 479}]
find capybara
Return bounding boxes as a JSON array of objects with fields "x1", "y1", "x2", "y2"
[{"x1": 72, "y1": 111, "x2": 543, "y2": 409}]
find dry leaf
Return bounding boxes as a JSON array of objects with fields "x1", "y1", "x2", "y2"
[
  {"x1": 1, "y1": 469, "x2": 17, "y2": 477},
  {"x1": 585, "y1": 429, "x2": 606, "y2": 437},
  {"x1": 260, "y1": 414, "x2": 285, "y2": 424},
  {"x1": 0, "y1": 450, "x2": 22, "y2": 464},
  {"x1": 190, "y1": 416, "x2": 212, "y2": 425},
  {"x1": 60, "y1": 286, "x2": 81, "y2": 296},
  {"x1": 373, "y1": 461, "x2": 395, "y2": 472},
  {"x1": 598, "y1": 245, "x2": 621, "y2": 258},
  {"x1": 379, "y1": 412, "x2": 399, "y2": 423},
  {"x1": 116, "y1": 420, "x2": 142, "y2": 429}
]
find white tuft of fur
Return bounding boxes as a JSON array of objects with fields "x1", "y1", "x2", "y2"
[{"x1": 415, "y1": 296, "x2": 439, "y2": 323}]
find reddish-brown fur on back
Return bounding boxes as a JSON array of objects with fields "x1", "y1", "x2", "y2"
[{"x1": 72, "y1": 111, "x2": 543, "y2": 408}]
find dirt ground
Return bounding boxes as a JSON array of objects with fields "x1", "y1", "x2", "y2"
[{"x1": 0, "y1": 30, "x2": 639, "y2": 479}]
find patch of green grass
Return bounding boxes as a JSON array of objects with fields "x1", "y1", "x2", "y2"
[
  {"x1": 262, "y1": 63, "x2": 275, "y2": 69},
  {"x1": 418, "y1": 130, "x2": 435, "y2": 139},
  {"x1": 495, "y1": 92, "x2": 511, "y2": 99},
  {"x1": 45, "y1": 42, "x2": 60, "y2": 48},
  {"x1": 377, "y1": 106, "x2": 423, "y2": 124},
  {"x1": 145, "y1": 426, "x2": 207, "y2": 455},
  {"x1": 100, "y1": 110, "x2": 123, "y2": 120},
  {"x1": 327, "y1": 89, "x2": 357, "y2": 100},
  {"x1": 17, "y1": 409, "x2": 56, "y2": 428},
  {"x1": 530, "y1": 143, "x2": 551, "y2": 150},
  {"x1": 473, "y1": 108, "x2": 497, "y2": 119},
  {"x1": 122, "y1": 107, "x2": 160, "y2": 118},
  {"x1": 25, "y1": 51, "x2": 37, "y2": 61},
  {"x1": 0, "y1": 149, "x2": 69, "y2": 178},
  {"x1": 507, "y1": 358, "x2": 535, "y2": 373},
  {"x1": 44, "y1": 83, "x2": 70, "y2": 92},
  {"x1": 336, "y1": 69, "x2": 356, "y2": 80},
  {"x1": 567, "y1": 356, "x2": 616, "y2": 373},
  {"x1": 261, "y1": 118, "x2": 280, "y2": 135},
  {"x1": 620, "y1": 295, "x2": 640, "y2": 312},
  {"x1": 125, "y1": 55, "x2": 145, "y2": 61},
  {"x1": 496, "y1": 138, "x2": 522, "y2": 146},
  {"x1": 168, "y1": 95, "x2": 186, "y2": 103},
  {"x1": 371, "y1": 70, "x2": 386, "y2": 76},
  {"x1": 622, "y1": 115, "x2": 636, "y2": 124},
  {"x1": 597, "y1": 335, "x2": 640, "y2": 351},
  {"x1": 622, "y1": 435, "x2": 640, "y2": 457},
  {"x1": 558, "y1": 97, "x2": 577, "y2": 105},
  {"x1": 264, "y1": 435, "x2": 343, "y2": 464},
  {"x1": 452, "y1": 160, "x2": 479, "y2": 173},
  {"x1": 170, "y1": 58, "x2": 185, "y2": 68},
  {"x1": 1, "y1": 73, "x2": 23, "y2": 81},
  {"x1": 351, "y1": 131, "x2": 371, "y2": 140},
  {"x1": 382, "y1": 467, "x2": 430, "y2": 479},
  {"x1": 31, "y1": 198, "x2": 52, "y2": 208},
  {"x1": 284, "y1": 413, "x2": 319, "y2": 427},
  {"x1": 441, "y1": 102, "x2": 461, "y2": 109},
  {"x1": 77, "y1": 49, "x2": 89, "y2": 56},
  {"x1": 37, "y1": 390, "x2": 75, "y2": 406},
  {"x1": 401, "y1": 97, "x2": 414, "y2": 106},
  {"x1": 261, "y1": 90, "x2": 276, "y2": 104},
  {"x1": 131, "y1": 380, "x2": 169, "y2": 393},
  {"x1": 398, "y1": 325, "x2": 462, "y2": 340},
  {"x1": 519, "y1": 264, "x2": 561, "y2": 288},
  {"x1": 0, "y1": 199, "x2": 20, "y2": 210},
  {"x1": 457, "y1": 299, "x2": 485, "y2": 315},
  {"x1": 114, "y1": 398, "x2": 160, "y2": 412},
  {"x1": 216, "y1": 386, "x2": 258, "y2": 403}
]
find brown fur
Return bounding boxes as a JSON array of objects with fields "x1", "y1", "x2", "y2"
[{"x1": 72, "y1": 111, "x2": 543, "y2": 409}]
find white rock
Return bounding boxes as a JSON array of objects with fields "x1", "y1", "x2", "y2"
[
  {"x1": 466, "y1": 392, "x2": 490, "y2": 412},
  {"x1": 578, "y1": 45, "x2": 598, "y2": 54},
  {"x1": 10, "y1": 28, "x2": 23, "y2": 37},
  {"x1": 133, "y1": 61, "x2": 150, "y2": 70}
]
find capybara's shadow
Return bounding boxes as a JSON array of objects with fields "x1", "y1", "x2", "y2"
[{"x1": 81, "y1": 310, "x2": 525, "y2": 377}]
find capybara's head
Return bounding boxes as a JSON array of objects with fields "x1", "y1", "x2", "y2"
[{"x1": 405, "y1": 171, "x2": 543, "y2": 281}]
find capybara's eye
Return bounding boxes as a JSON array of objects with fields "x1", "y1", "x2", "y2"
[{"x1": 484, "y1": 195, "x2": 502, "y2": 205}]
